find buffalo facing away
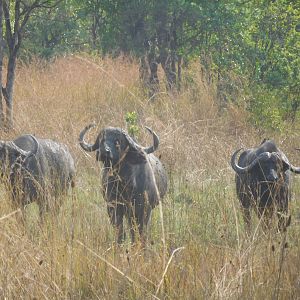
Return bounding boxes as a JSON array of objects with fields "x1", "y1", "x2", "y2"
[
  {"x1": 0, "y1": 134, "x2": 75, "y2": 217},
  {"x1": 79, "y1": 124, "x2": 168, "y2": 244},
  {"x1": 231, "y1": 139, "x2": 300, "y2": 232}
]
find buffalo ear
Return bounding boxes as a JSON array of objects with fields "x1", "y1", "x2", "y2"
[
  {"x1": 278, "y1": 153, "x2": 291, "y2": 171},
  {"x1": 126, "y1": 148, "x2": 147, "y2": 164},
  {"x1": 122, "y1": 131, "x2": 147, "y2": 164},
  {"x1": 282, "y1": 160, "x2": 290, "y2": 171}
]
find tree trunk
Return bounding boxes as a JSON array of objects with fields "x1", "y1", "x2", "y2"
[
  {"x1": 160, "y1": 52, "x2": 176, "y2": 91},
  {"x1": 2, "y1": 0, "x2": 22, "y2": 129},
  {"x1": 147, "y1": 52, "x2": 159, "y2": 99},
  {"x1": 139, "y1": 56, "x2": 150, "y2": 85},
  {"x1": 0, "y1": 0, "x2": 4, "y2": 127},
  {"x1": 177, "y1": 55, "x2": 182, "y2": 90},
  {"x1": 289, "y1": 99, "x2": 300, "y2": 123},
  {"x1": 3, "y1": 52, "x2": 17, "y2": 129},
  {"x1": 1, "y1": 0, "x2": 61, "y2": 130}
]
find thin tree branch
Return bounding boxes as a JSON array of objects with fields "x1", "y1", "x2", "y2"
[
  {"x1": 2, "y1": 1, "x2": 13, "y2": 48},
  {"x1": 18, "y1": 0, "x2": 63, "y2": 34}
]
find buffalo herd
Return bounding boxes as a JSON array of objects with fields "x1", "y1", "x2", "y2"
[{"x1": 1, "y1": 124, "x2": 300, "y2": 243}]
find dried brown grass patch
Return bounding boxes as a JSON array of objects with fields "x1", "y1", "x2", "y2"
[{"x1": 0, "y1": 55, "x2": 300, "y2": 299}]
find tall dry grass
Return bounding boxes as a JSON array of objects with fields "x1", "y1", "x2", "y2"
[{"x1": 1, "y1": 55, "x2": 300, "y2": 299}]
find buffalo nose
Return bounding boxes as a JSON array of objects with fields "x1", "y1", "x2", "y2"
[
  {"x1": 269, "y1": 176, "x2": 278, "y2": 182},
  {"x1": 266, "y1": 173, "x2": 278, "y2": 182}
]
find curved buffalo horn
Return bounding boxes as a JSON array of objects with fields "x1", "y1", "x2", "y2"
[
  {"x1": 123, "y1": 126, "x2": 159, "y2": 154},
  {"x1": 79, "y1": 123, "x2": 99, "y2": 152},
  {"x1": 27, "y1": 135, "x2": 39, "y2": 157},
  {"x1": 231, "y1": 149, "x2": 272, "y2": 174},
  {"x1": 143, "y1": 126, "x2": 159, "y2": 154},
  {"x1": 284, "y1": 151, "x2": 300, "y2": 174},
  {"x1": 276, "y1": 151, "x2": 300, "y2": 174},
  {"x1": 288, "y1": 164, "x2": 300, "y2": 174},
  {"x1": 9, "y1": 135, "x2": 39, "y2": 158}
]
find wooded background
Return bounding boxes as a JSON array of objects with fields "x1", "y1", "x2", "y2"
[{"x1": 0, "y1": 0, "x2": 299, "y2": 131}]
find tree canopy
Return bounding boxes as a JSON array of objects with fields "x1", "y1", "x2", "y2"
[{"x1": 1, "y1": 0, "x2": 299, "y2": 130}]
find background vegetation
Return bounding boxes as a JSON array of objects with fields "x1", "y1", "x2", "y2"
[
  {"x1": 0, "y1": 0, "x2": 300, "y2": 299},
  {"x1": 0, "y1": 0, "x2": 299, "y2": 130}
]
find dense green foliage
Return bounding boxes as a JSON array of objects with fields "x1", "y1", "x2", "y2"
[{"x1": 2, "y1": 0, "x2": 300, "y2": 129}]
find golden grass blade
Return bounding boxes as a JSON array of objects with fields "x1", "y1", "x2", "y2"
[
  {"x1": 158, "y1": 199, "x2": 166, "y2": 269},
  {"x1": 155, "y1": 246, "x2": 185, "y2": 296},
  {"x1": 0, "y1": 209, "x2": 21, "y2": 222}
]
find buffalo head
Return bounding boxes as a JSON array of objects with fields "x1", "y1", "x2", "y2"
[
  {"x1": 231, "y1": 148, "x2": 300, "y2": 180},
  {"x1": 79, "y1": 124, "x2": 159, "y2": 166},
  {"x1": 0, "y1": 136, "x2": 39, "y2": 177}
]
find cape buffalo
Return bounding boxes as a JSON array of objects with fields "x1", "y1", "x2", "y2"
[
  {"x1": 231, "y1": 139, "x2": 300, "y2": 232},
  {"x1": 0, "y1": 134, "x2": 75, "y2": 217},
  {"x1": 79, "y1": 124, "x2": 168, "y2": 244}
]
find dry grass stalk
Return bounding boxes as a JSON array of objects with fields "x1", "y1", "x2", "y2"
[{"x1": 155, "y1": 246, "x2": 185, "y2": 296}]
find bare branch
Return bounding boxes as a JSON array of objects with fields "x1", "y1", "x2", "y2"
[
  {"x1": 26, "y1": 0, "x2": 63, "y2": 9},
  {"x1": 2, "y1": 1, "x2": 13, "y2": 47},
  {"x1": 17, "y1": 0, "x2": 63, "y2": 35},
  {"x1": 14, "y1": 0, "x2": 21, "y2": 35}
]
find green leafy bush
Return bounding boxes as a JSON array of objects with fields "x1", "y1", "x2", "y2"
[{"x1": 125, "y1": 111, "x2": 139, "y2": 137}]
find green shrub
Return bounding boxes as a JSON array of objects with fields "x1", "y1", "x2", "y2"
[{"x1": 125, "y1": 111, "x2": 139, "y2": 137}]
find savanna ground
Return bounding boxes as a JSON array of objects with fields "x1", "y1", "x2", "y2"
[{"x1": 1, "y1": 55, "x2": 300, "y2": 299}]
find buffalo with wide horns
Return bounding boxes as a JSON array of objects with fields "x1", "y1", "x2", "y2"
[
  {"x1": 79, "y1": 124, "x2": 168, "y2": 244},
  {"x1": 0, "y1": 134, "x2": 75, "y2": 217},
  {"x1": 231, "y1": 139, "x2": 300, "y2": 232}
]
